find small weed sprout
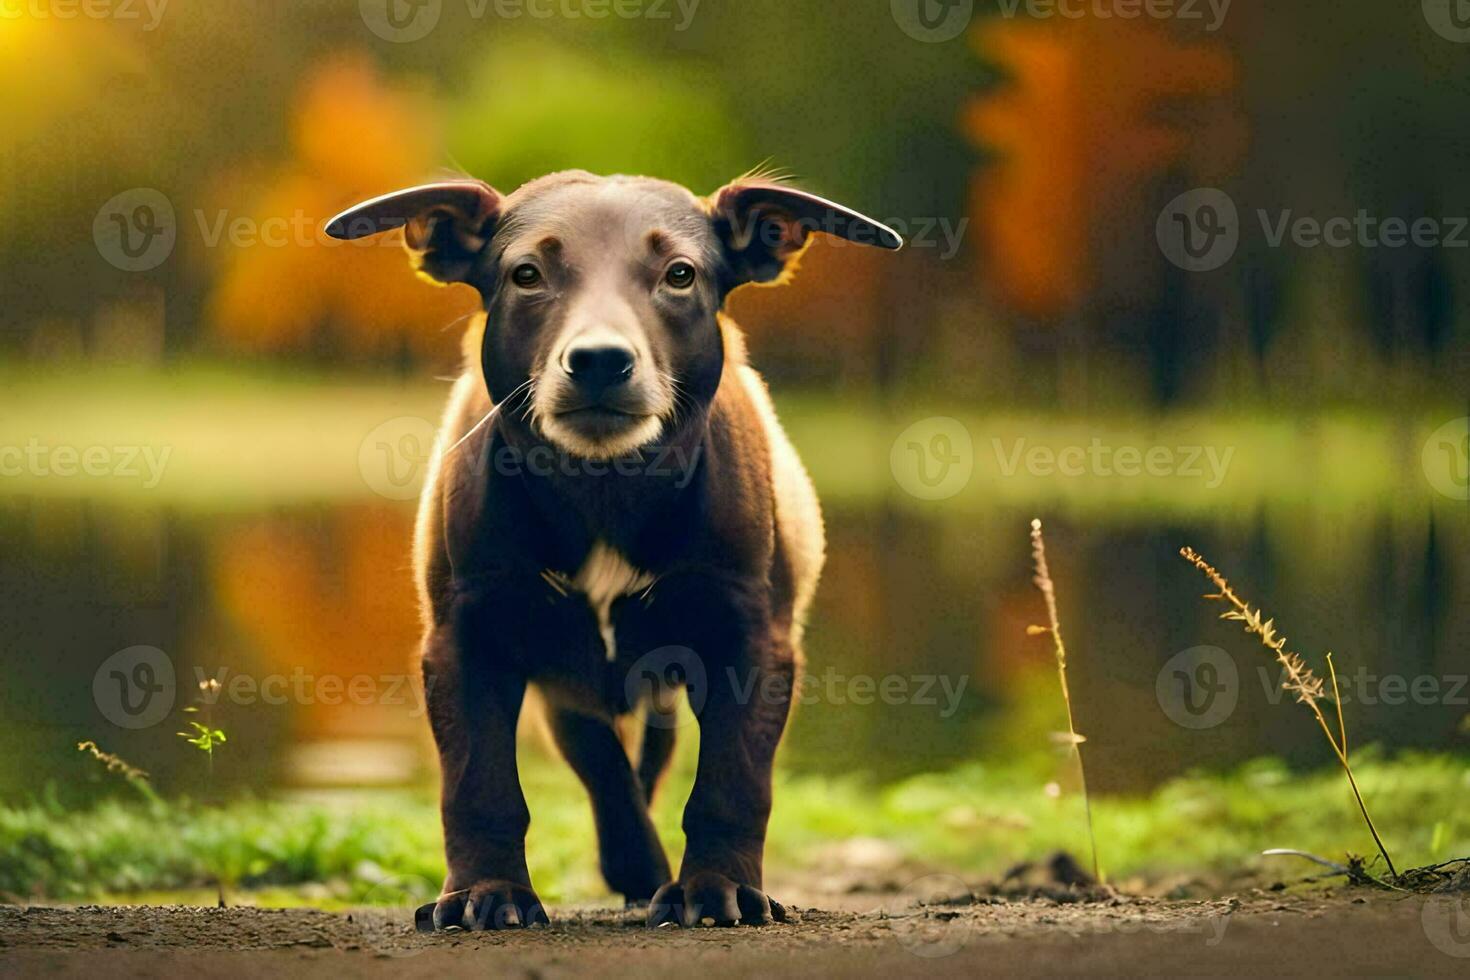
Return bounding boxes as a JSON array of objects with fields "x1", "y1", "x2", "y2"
[
  {"x1": 176, "y1": 676, "x2": 229, "y2": 907},
  {"x1": 1180, "y1": 546, "x2": 1398, "y2": 880},
  {"x1": 1028, "y1": 518, "x2": 1101, "y2": 884},
  {"x1": 177, "y1": 677, "x2": 227, "y2": 777}
]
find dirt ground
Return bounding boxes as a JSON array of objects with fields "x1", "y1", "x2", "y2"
[{"x1": 3, "y1": 877, "x2": 1468, "y2": 978}]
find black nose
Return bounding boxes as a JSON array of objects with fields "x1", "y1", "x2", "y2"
[{"x1": 565, "y1": 342, "x2": 635, "y2": 396}]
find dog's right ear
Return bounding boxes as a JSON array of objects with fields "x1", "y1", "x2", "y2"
[{"x1": 325, "y1": 180, "x2": 502, "y2": 285}]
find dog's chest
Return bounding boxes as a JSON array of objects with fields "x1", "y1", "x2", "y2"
[{"x1": 546, "y1": 541, "x2": 655, "y2": 661}]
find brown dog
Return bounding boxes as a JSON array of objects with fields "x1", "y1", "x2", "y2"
[{"x1": 327, "y1": 172, "x2": 900, "y2": 930}]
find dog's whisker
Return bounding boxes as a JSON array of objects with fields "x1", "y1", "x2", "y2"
[{"x1": 444, "y1": 378, "x2": 533, "y2": 457}]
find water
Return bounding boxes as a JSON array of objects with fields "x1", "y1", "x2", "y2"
[{"x1": 2, "y1": 416, "x2": 1467, "y2": 802}]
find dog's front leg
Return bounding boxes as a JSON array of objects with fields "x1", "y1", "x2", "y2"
[
  {"x1": 422, "y1": 596, "x2": 547, "y2": 931},
  {"x1": 649, "y1": 637, "x2": 794, "y2": 927}
]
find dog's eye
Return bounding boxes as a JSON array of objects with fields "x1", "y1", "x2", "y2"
[
  {"x1": 511, "y1": 263, "x2": 542, "y2": 288},
  {"x1": 664, "y1": 261, "x2": 696, "y2": 290}
]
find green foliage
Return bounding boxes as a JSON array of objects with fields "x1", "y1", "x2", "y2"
[
  {"x1": 177, "y1": 721, "x2": 227, "y2": 758},
  {"x1": 445, "y1": 36, "x2": 747, "y2": 194},
  {"x1": 2, "y1": 752, "x2": 1464, "y2": 904}
]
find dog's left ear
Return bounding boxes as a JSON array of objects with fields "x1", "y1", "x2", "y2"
[
  {"x1": 325, "y1": 180, "x2": 502, "y2": 284},
  {"x1": 709, "y1": 180, "x2": 903, "y2": 287}
]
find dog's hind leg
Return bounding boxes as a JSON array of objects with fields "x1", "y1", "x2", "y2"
[
  {"x1": 548, "y1": 708, "x2": 671, "y2": 904},
  {"x1": 635, "y1": 704, "x2": 677, "y2": 805}
]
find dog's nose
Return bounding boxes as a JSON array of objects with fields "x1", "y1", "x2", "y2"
[{"x1": 564, "y1": 341, "x2": 635, "y2": 396}]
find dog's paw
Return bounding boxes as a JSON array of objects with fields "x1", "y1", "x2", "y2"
[
  {"x1": 647, "y1": 872, "x2": 788, "y2": 928},
  {"x1": 423, "y1": 879, "x2": 550, "y2": 931}
]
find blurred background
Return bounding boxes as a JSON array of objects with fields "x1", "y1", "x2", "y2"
[{"x1": 1, "y1": 0, "x2": 1467, "y2": 903}]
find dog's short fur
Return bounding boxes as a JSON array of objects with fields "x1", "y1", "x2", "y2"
[{"x1": 328, "y1": 171, "x2": 900, "y2": 930}]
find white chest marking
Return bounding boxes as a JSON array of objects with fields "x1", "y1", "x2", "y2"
[{"x1": 572, "y1": 542, "x2": 656, "y2": 661}]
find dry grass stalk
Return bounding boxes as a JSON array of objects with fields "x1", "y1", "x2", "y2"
[
  {"x1": 77, "y1": 740, "x2": 149, "y2": 783},
  {"x1": 1179, "y1": 546, "x2": 1398, "y2": 879},
  {"x1": 1028, "y1": 518, "x2": 1101, "y2": 884},
  {"x1": 77, "y1": 740, "x2": 159, "y2": 805}
]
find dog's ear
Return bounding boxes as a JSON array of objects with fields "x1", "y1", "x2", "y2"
[
  {"x1": 326, "y1": 180, "x2": 502, "y2": 284},
  {"x1": 708, "y1": 180, "x2": 903, "y2": 287}
]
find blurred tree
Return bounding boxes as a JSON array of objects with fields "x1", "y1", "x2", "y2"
[
  {"x1": 963, "y1": 18, "x2": 1240, "y2": 319},
  {"x1": 204, "y1": 56, "x2": 474, "y2": 365}
]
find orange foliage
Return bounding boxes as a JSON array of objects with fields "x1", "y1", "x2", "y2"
[
  {"x1": 725, "y1": 237, "x2": 887, "y2": 362},
  {"x1": 964, "y1": 19, "x2": 1240, "y2": 317},
  {"x1": 205, "y1": 56, "x2": 475, "y2": 361},
  {"x1": 208, "y1": 506, "x2": 423, "y2": 739}
]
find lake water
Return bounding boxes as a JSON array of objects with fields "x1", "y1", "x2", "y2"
[{"x1": 3, "y1": 404, "x2": 1466, "y2": 802}]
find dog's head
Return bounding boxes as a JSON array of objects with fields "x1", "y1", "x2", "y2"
[{"x1": 328, "y1": 171, "x2": 901, "y2": 459}]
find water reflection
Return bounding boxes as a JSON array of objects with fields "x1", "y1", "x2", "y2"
[{"x1": 1, "y1": 490, "x2": 1466, "y2": 802}]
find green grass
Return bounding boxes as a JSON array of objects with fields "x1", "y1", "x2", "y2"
[
  {"x1": 0, "y1": 365, "x2": 1459, "y2": 515},
  {"x1": 4, "y1": 751, "x2": 1466, "y2": 905}
]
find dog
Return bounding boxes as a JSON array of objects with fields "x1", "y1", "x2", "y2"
[{"x1": 327, "y1": 171, "x2": 901, "y2": 930}]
